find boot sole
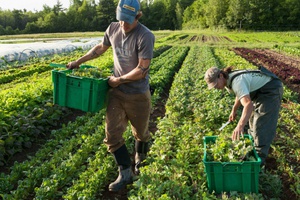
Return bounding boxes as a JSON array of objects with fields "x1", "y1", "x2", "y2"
[{"x1": 108, "y1": 180, "x2": 133, "y2": 192}]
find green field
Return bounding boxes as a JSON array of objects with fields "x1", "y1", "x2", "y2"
[{"x1": 0, "y1": 30, "x2": 300, "y2": 199}]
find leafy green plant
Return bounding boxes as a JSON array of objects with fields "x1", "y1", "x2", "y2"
[
  {"x1": 205, "y1": 134, "x2": 255, "y2": 162},
  {"x1": 70, "y1": 67, "x2": 111, "y2": 79},
  {"x1": 259, "y1": 171, "x2": 282, "y2": 199}
]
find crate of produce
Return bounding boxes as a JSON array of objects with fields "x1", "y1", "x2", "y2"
[
  {"x1": 203, "y1": 134, "x2": 261, "y2": 194},
  {"x1": 51, "y1": 64, "x2": 110, "y2": 113}
]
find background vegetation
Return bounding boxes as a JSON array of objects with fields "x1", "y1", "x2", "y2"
[{"x1": 0, "y1": 0, "x2": 300, "y2": 35}]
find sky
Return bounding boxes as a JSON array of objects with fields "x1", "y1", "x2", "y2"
[{"x1": 0, "y1": 0, "x2": 71, "y2": 12}]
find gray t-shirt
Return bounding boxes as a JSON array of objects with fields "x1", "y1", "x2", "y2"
[{"x1": 103, "y1": 22, "x2": 155, "y2": 94}]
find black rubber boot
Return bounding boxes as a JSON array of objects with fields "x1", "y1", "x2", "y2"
[
  {"x1": 109, "y1": 145, "x2": 133, "y2": 192},
  {"x1": 134, "y1": 140, "x2": 149, "y2": 175}
]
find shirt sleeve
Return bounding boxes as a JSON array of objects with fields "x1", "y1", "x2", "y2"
[
  {"x1": 232, "y1": 76, "x2": 251, "y2": 100},
  {"x1": 138, "y1": 32, "x2": 155, "y2": 59},
  {"x1": 102, "y1": 24, "x2": 112, "y2": 47}
]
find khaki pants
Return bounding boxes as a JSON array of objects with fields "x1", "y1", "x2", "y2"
[{"x1": 104, "y1": 88, "x2": 151, "y2": 153}]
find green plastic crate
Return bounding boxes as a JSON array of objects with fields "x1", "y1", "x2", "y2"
[
  {"x1": 203, "y1": 135, "x2": 261, "y2": 194},
  {"x1": 51, "y1": 65, "x2": 109, "y2": 113}
]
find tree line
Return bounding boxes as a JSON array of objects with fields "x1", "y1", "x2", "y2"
[{"x1": 0, "y1": 0, "x2": 299, "y2": 35}]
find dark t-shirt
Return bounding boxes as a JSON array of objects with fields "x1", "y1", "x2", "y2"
[{"x1": 103, "y1": 22, "x2": 155, "y2": 94}]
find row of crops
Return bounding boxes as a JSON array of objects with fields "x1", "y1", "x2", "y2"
[
  {"x1": 0, "y1": 41, "x2": 190, "y2": 199},
  {"x1": 1, "y1": 32, "x2": 300, "y2": 199},
  {"x1": 129, "y1": 43, "x2": 300, "y2": 199}
]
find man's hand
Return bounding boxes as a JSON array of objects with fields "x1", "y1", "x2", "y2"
[
  {"x1": 108, "y1": 76, "x2": 121, "y2": 88},
  {"x1": 67, "y1": 61, "x2": 80, "y2": 69}
]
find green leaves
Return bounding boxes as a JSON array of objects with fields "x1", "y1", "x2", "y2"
[
  {"x1": 206, "y1": 134, "x2": 254, "y2": 162},
  {"x1": 69, "y1": 67, "x2": 111, "y2": 79}
]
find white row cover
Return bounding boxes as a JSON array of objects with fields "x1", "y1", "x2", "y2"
[{"x1": 0, "y1": 37, "x2": 103, "y2": 64}]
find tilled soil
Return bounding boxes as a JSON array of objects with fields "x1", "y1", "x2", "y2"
[{"x1": 189, "y1": 35, "x2": 232, "y2": 42}]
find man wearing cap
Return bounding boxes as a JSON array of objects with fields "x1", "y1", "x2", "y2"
[
  {"x1": 204, "y1": 66, "x2": 283, "y2": 167},
  {"x1": 67, "y1": 0, "x2": 154, "y2": 192}
]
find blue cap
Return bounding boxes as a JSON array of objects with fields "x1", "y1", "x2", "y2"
[{"x1": 116, "y1": 0, "x2": 140, "y2": 24}]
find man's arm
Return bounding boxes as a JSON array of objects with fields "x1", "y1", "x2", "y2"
[
  {"x1": 67, "y1": 43, "x2": 110, "y2": 69},
  {"x1": 108, "y1": 58, "x2": 151, "y2": 88}
]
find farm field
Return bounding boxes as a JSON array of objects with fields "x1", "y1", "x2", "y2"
[{"x1": 0, "y1": 30, "x2": 300, "y2": 200}]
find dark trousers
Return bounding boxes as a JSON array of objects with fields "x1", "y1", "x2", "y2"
[{"x1": 249, "y1": 78, "x2": 283, "y2": 164}]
